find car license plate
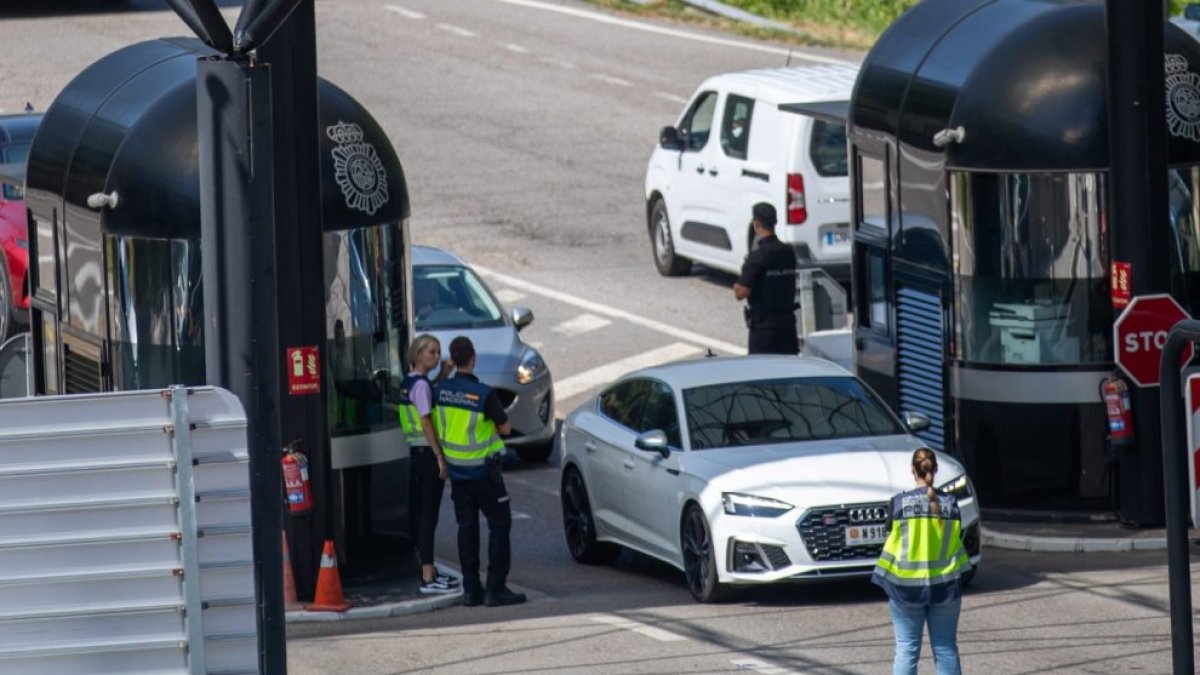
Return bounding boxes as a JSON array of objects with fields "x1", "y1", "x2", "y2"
[
  {"x1": 824, "y1": 228, "x2": 849, "y2": 246},
  {"x1": 845, "y1": 524, "x2": 888, "y2": 547}
]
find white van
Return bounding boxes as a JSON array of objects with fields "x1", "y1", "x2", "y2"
[{"x1": 644, "y1": 63, "x2": 858, "y2": 283}]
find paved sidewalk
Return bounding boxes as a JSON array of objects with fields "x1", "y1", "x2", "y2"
[
  {"x1": 982, "y1": 511, "x2": 1200, "y2": 553},
  {"x1": 287, "y1": 562, "x2": 464, "y2": 624}
]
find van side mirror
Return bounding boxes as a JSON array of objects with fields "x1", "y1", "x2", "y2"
[
  {"x1": 660, "y1": 126, "x2": 683, "y2": 151},
  {"x1": 1186, "y1": 3, "x2": 1200, "y2": 20},
  {"x1": 634, "y1": 430, "x2": 671, "y2": 458},
  {"x1": 511, "y1": 306, "x2": 534, "y2": 331},
  {"x1": 902, "y1": 411, "x2": 931, "y2": 433}
]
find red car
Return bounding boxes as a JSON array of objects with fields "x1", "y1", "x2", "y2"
[{"x1": 0, "y1": 112, "x2": 39, "y2": 340}]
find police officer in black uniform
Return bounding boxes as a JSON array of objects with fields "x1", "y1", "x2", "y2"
[{"x1": 733, "y1": 203, "x2": 799, "y2": 354}]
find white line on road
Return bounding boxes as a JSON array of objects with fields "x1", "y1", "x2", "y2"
[
  {"x1": 501, "y1": 42, "x2": 530, "y2": 53},
  {"x1": 592, "y1": 614, "x2": 687, "y2": 642},
  {"x1": 512, "y1": 511, "x2": 533, "y2": 520},
  {"x1": 554, "y1": 343, "x2": 702, "y2": 400},
  {"x1": 589, "y1": 73, "x2": 633, "y2": 87},
  {"x1": 383, "y1": 4, "x2": 425, "y2": 19},
  {"x1": 552, "y1": 313, "x2": 612, "y2": 337},
  {"x1": 540, "y1": 57, "x2": 577, "y2": 69},
  {"x1": 505, "y1": 475, "x2": 560, "y2": 499},
  {"x1": 731, "y1": 658, "x2": 797, "y2": 674},
  {"x1": 473, "y1": 266, "x2": 746, "y2": 355},
  {"x1": 437, "y1": 23, "x2": 477, "y2": 38},
  {"x1": 494, "y1": 288, "x2": 527, "y2": 304},
  {"x1": 653, "y1": 92, "x2": 688, "y2": 104},
  {"x1": 491, "y1": 0, "x2": 850, "y2": 65}
]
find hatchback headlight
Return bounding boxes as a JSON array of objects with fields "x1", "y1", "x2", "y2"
[
  {"x1": 721, "y1": 492, "x2": 794, "y2": 518},
  {"x1": 939, "y1": 475, "x2": 974, "y2": 500},
  {"x1": 515, "y1": 348, "x2": 547, "y2": 385}
]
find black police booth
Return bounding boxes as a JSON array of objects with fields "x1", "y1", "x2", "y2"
[
  {"x1": 847, "y1": 0, "x2": 1200, "y2": 517},
  {"x1": 23, "y1": 37, "x2": 414, "y2": 591}
]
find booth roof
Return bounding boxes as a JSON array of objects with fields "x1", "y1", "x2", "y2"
[
  {"x1": 851, "y1": 0, "x2": 1200, "y2": 170},
  {"x1": 25, "y1": 37, "x2": 409, "y2": 239}
]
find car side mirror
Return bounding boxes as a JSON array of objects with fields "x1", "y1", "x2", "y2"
[
  {"x1": 511, "y1": 306, "x2": 534, "y2": 331},
  {"x1": 901, "y1": 411, "x2": 931, "y2": 433},
  {"x1": 659, "y1": 126, "x2": 683, "y2": 151},
  {"x1": 634, "y1": 429, "x2": 671, "y2": 458}
]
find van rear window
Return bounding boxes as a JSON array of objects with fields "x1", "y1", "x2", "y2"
[{"x1": 810, "y1": 120, "x2": 848, "y2": 177}]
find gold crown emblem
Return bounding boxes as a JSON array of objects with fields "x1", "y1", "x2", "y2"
[
  {"x1": 326, "y1": 121, "x2": 364, "y2": 144},
  {"x1": 1166, "y1": 54, "x2": 1189, "y2": 75}
]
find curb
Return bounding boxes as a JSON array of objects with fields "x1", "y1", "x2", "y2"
[
  {"x1": 286, "y1": 589, "x2": 463, "y2": 624},
  {"x1": 982, "y1": 526, "x2": 1168, "y2": 553}
]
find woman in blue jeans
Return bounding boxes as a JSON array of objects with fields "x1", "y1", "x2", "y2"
[{"x1": 872, "y1": 448, "x2": 972, "y2": 675}]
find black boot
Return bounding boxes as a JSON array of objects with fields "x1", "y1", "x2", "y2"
[{"x1": 484, "y1": 587, "x2": 527, "y2": 607}]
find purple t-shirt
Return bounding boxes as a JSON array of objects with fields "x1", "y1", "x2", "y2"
[{"x1": 407, "y1": 371, "x2": 433, "y2": 417}]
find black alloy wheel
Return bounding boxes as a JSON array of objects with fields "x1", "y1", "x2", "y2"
[
  {"x1": 650, "y1": 198, "x2": 691, "y2": 277},
  {"x1": 681, "y1": 505, "x2": 727, "y2": 603},
  {"x1": 561, "y1": 467, "x2": 618, "y2": 564}
]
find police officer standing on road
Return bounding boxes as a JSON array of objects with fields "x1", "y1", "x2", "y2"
[
  {"x1": 434, "y1": 336, "x2": 527, "y2": 607},
  {"x1": 733, "y1": 203, "x2": 799, "y2": 354}
]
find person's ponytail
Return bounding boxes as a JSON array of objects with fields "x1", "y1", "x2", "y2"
[{"x1": 912, "y1": 448, "x2": 940, "y2": 517}]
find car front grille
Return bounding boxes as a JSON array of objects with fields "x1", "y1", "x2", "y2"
[{"x1": 796, "y1": 502, "x2": 889, "y2": 562}]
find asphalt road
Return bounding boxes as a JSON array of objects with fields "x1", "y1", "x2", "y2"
[{"x1": 2, "y1": 0, "x2": 1199, "y2": 672}]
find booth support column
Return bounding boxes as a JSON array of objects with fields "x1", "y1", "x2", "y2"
[
  {"x1": 196, "y1": 57, "x2": 287, "y2": 674},
  {"x1": 1105, "y1": 0, "x2": 1171, "y2": 526},
  {"x1": 258, "y1": 0, "x2": 330, "y2": 601}
]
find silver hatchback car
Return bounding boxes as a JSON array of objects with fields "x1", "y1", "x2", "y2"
[{"x1": 411, "y1": 245, "x2": 556, "y2": 461}]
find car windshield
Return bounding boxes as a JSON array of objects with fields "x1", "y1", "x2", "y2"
[
  {"x1": 413, "y1": 264, "x2": 505, "y2": 331},
  {"x1": 683, "y1": 376, "x2": 904, "y2": 449}
]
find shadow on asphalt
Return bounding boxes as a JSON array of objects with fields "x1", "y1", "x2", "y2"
[{"x1": 0, "y1": 0, "x2": 242, "y2": 19}]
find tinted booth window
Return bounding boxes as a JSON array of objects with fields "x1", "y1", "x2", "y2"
[
  {"x1": 951, "y1": 172, "x2": 1109, "y2": 365},
  {"x1": 325, "y1": 223, "x2": 406, "y2": 437},
  {"x1": 1167, "y1": 166, "x2": 1200, "y2": 317}
]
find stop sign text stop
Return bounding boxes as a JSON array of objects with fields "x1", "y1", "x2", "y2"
[{"x1": 1114, "y1": 294, "x2": 1194, "y2": 387}]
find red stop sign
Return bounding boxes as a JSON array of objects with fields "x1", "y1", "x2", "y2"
[{"x1": 1113, "y1": 294, "x2": 1193, "y2": 387}]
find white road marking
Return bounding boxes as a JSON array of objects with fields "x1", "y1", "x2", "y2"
[
  {"x1": 731, "y1": 658, "x2": 796, "y2": 674},
  {"x1": 501, "y1": 42, "x2": 530, "y2": 53},
  {"x1": 554, "y1": 343, "x2": 703, "y2": 400},
  {"x1": 512, "y1": 511, "x2": 533, "y2": 520},
  {"x1": 589, "y1": 73, "x2": 633, "y2": 87},
  {"x1": 494, "y1": 288, "x2": 527, "y2": 304},
  {"x1": 552, "y1": 313, "x2": 612, "y2": 337},
  {"x1": 527, "y1": 340, "x2": 545, "y2": 350},
  {"x1": 473, "y1": 265, "x2": 746, "y2": 355},
  {"x1": 592, "y1": 614, "x2": 687, "y2": 642},
  {"x1": 654, "y1": 92, "x2": 688, "y2": 104},
  {"x1": 437, "y1": 23, "x2": 477, "y2": 38},
  {"x1": 491, "y1": 0, "x2": 850, "y2": 65},
  {"x1": 383, "y1": 4, "x2": 425, "y2": 20},
  {"x1": 540, "y1": 57, "x2": 577, "y2": 69}
]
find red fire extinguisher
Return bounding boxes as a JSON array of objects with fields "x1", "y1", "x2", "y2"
[
  {"x1": 1101, "y1": 374, "x2": 1135, "y2": 446},
  {"x1": 282, "y1": 442, "x2": 313, "y2": 514}
]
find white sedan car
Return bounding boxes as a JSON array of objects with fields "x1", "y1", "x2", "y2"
[{"x1": 559, "y1": 355, "x2": 981, "y2": 602}]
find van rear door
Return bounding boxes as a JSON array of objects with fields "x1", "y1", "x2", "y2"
[{"x1": 779, "y1": 101, "x2": 852, "y2": 274}]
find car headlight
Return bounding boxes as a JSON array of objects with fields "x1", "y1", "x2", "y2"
[
  {"x1": 515, "y1": 348, "x2": 547, "y2": 385},
  {"x1": 939, "y1": 475, "x2": 974, "y2": 500},
  {"x1": 721, "y1": 492, "x2": 794, "y2": 518}
]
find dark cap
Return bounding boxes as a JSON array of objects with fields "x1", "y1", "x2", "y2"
[{"x1": 752, "y1": 202, "x2": 777, "y2": 228}]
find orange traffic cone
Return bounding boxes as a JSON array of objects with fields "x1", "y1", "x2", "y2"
[
  {"x1": 282, "y1": 532, "x2": 304, "y2": 611},
  {"x1": 306, "y1": 539, "x2": 351, "y2": 612}
]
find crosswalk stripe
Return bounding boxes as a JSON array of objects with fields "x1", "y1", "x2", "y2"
[
  {"x1": 494, "y1": 288, "x2": 527, "y2": 304},
  {"x1": 437, "y1": 23, "x2": 477, "y2": 37},
  {"x1": 473, "y1": 265, "x2": 745, "y2": 355},
  {"x1": 383, "y1": 4, "x2": 425, "y2": 19},
  {"x1": 554, "y1": 342, "x2": 702, "y2": 400},
  {"x1": 552, "y1": 313, "x2": 612, "y2": 337}
]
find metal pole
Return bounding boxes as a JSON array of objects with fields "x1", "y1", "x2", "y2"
[
  {"x1": 197, "y1": 56, "x2": 287, "y2": 675},
  {"x1": 1159, "y1": 322, "x2": 1200, "y2": 675},
  {"x1": 1105, "y1": 0, "x2": 1171, "y2": 526}
]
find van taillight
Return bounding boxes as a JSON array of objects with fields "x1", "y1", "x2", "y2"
[{"x1": 787, "y1": 173, "x2": 807, "y2": 225}]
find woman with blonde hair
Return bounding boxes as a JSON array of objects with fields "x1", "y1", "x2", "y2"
[
  {"x1": 398, "y1": 334, "x2": 458, "y2": 594},
  {"x1": 872, "y1": 448, "x2": 972, "y2": 674}
]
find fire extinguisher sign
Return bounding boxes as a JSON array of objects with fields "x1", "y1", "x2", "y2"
[
  {"x1": 1184, "y1": 375, "x2": 1200, "y2": 528},
  {"x1": 286, "y1": 346, "x2": 321, "y2": 395}
]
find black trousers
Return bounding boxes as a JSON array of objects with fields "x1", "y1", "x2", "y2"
[
  {"x1": 450, "y1": 464, "x2": 512, "y2": 594},
  {"x1": 748, "y1": 313, "x2": 799, "y2": 355},
  {"x1": 409, "y1": 446, "x2": 444, "y2": 566}
]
